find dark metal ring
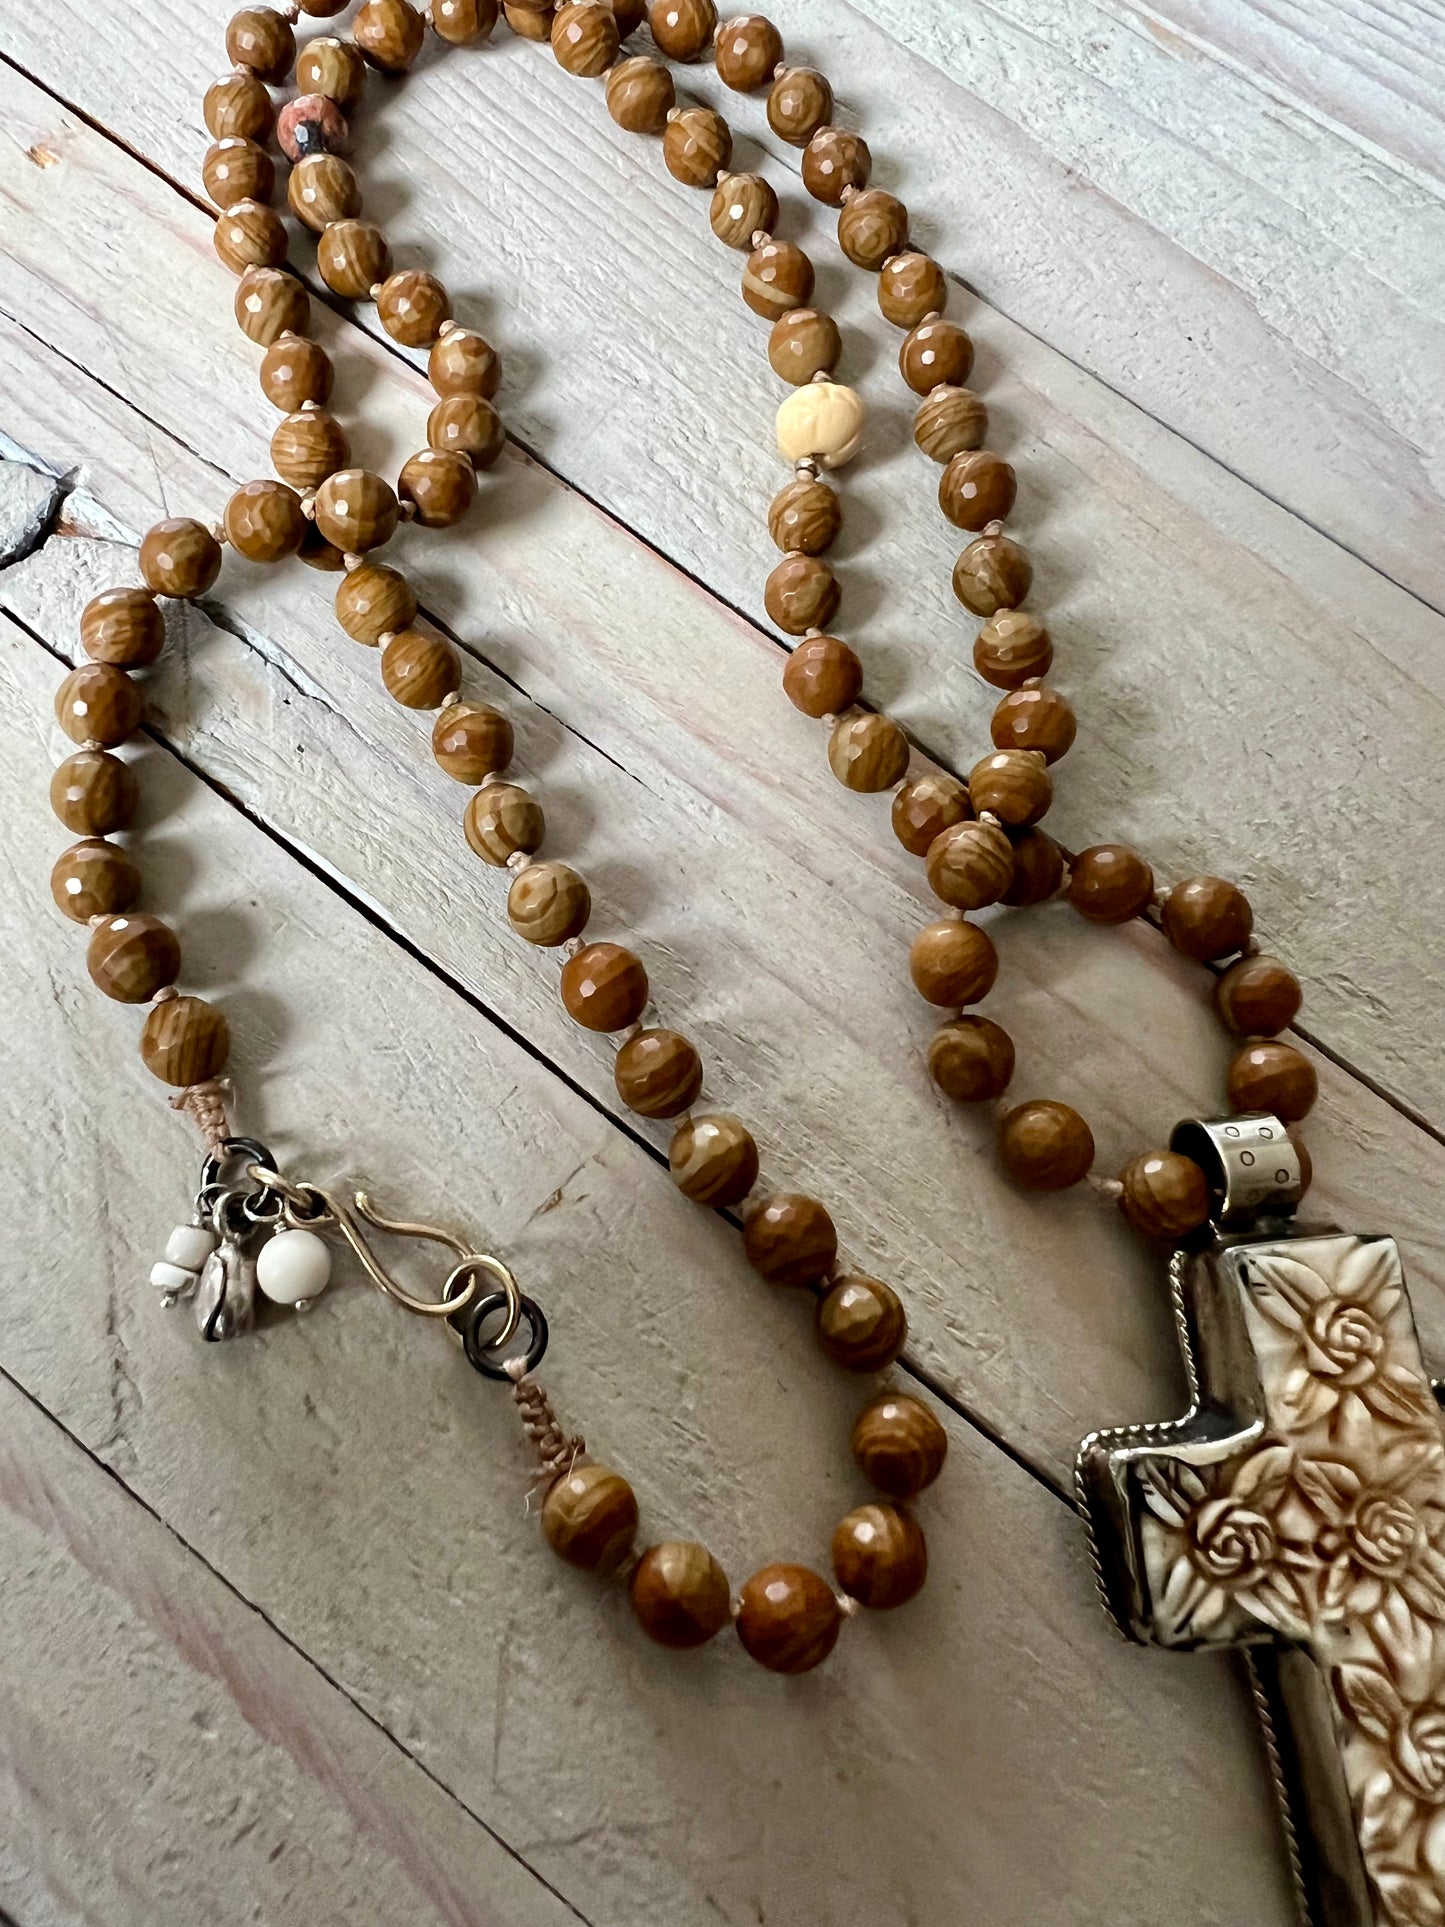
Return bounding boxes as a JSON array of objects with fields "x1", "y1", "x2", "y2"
[
  {"x1": 199, "y1": 1137, "x2": 275, "y2": 1194},
  {"x1": 455, "y1": 1291, "x2": 549, "y2": 1381}
]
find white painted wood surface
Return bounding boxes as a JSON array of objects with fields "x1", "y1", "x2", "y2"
[{"x1": 0, "y1": 2, "x2": 1442, "y2": 1922}]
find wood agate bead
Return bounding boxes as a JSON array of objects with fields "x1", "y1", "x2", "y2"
[
  {"x1": 630, "y1": 1542, "x2": 731, "y2": 1648},
  {"x1": 940, "y1": 450, "x2": 1016, "y2": 531},
  {"x1": 299, "y1": 523, "x2": 347, "y2": 572},
  {"x1": 1118, "y1": 1151, "x2": 1211, "y2": 1239},
  {"x1": 775, "y1": 382, "x2": 864, "y2": 468},
  {"x1": 296, "y1": 34, "x2": 367, "y2": 107},
  {"x1": 837, "y1": 188, "x2": 908, "y2": 271},
  {"x1": 815, "y1": 1274, "x2": 906, "y2": 1372},
  {"x1": 235, "y1": 267, "x2": 309, "y2": 345},
  {"x1": 541, "y1": 1463, "x2": 639, "y2": 1573},
  {"x1": 974, "y1": 610, "x2": 1052, "y2": 689},
  {"x1": 376, "y1": 269, "x2": 451, "y2": 347},
  {"x1": 380, "y1": 630, "x2": 459, "y2": 708},
  {"x1": 271, "y1": 409, "x2": 349, "y2": 489},
  {"x1": 913, "y1": 386, "x2": 986, "y2": 465},
  {"x1": 223, "y1": 478, "x2": 306, "y2": 562},
  {"x1": 909, "y1": 918, "x2": 998, "y2": 1007},
  {"x1": 429, "y1": 328, "x2": 501, "y2": 399},
  {"x1": 288, "y1": 154, "x2": 361, "y2": 231},
  {"x1": 852, "y1": 1393, "x2": 947, "y2": 1498},
  {"x1": 892, "y1": 771, "x2": 969, "y2": 856},
  {"x1": 743, "y1": 1193, "x2": 837, "y2": 1287},
  {"x1": 465, "y1": 783, "x2": 545, "y2": 865},
  {"x1": 927, "y1": 1014, "x2": 1014, "y2": 1100},
  {"x1": 50, "y1": 838, "x2": 140, "y2": 923},
  {"x1": 663, "y1": 107, "x2": 732, "y2": 188},
  {"x1": 649, "y1": 0, "x2": 715, "y2": 58},
  {"x1": 768, "y1": 476, "x2": 840, "y2": 553},
  {"x1": 605, "y1": 55, "x2": 673, "y2": 133},
  {"x1": 202, "y1": 137, "x2": 274, "y2": 209},
  {"x1": 953, "y1": 533, "x2": 1031, "y2": 617},
  {"x1": 225, "y1": 7, "x2": 295, "y2": 81},
  {"x1": 298, "y1": 0, "x2": 350, "y2": 15},
  {"x1": 552, "y1": 0, "x2": 619, "y2": 72},
  {"x1": 140, "y1": 994, "x2": 230, "y2": 1087},
  {"x1": 51, "y1": 752, "x2": 137, "y2": 835},
  {"x1": 354, "y1": 0, "x2": 427, "y2": 69},
  {"x1": 614, "y1": 1028, "x2": 703, "y2": 1117},
  {"x1": 1066, "y1": 844, "x2": 1153, "y2": 924},
  {"x1": 86, "y1": 913, "x2": 181, "y2": 1003},
  {"x1": 259, "y1": 335, "x2": 333, "y2": 410},
  {"x1": 827, "y1": 712, "x2": 909, "y2": 792},
  {"x1": 781, "y1": 634, "x2": 860, "y2": 718},
  {"x1": 277, "y1": 94, "x2": 349, "y2": 163},
  {"x1": 879, "y1": 252, "x2": 946, "y2": 329},
  {"x1": 428, "y1": 396, "x2": 506, "y2": 469},
  {"x1": 399, "y1": 449, "x2": 477, "y2": 527},
  {"x1": 431, "y1": 0, "x2": 499, "y2": 40},
  {"x1": 999, "y1": 1100, "x2": 1094, "y2": 1191},
  {"x1": 737, "y1": 1565, "x2": 841, "y2": 1673},
  {"x1": 610, "y1": 0, "x2": 647, "y2": 37},
  {"x1": 335, "y1": 563, "x2": 416, "y2": 644},
  {"x1": 432, "y1": 701, "x2": 512, "y2": 783},
  {"x1": 81, "y1": 589, "x2": 163, "y2": 668},
  {"x1": 503, "y1": 4, "x2": 555, "y2": 39},
  {"x1": 140, "y1": 518, "x2": 222, "y2": 599},
  {"x1": 708, "y1": 172, "x2": 777, "y2": 250},
  {"x1": 204, "y1": 72, "x2": 274, "y2": 142},
  {"x1": 991, "y1": 685, "x2": 1075, "y2": 764},
  {"x1": 313, "y1": 470, "x2": 399, "y2": 554},
  {"x1": 560, "y1": 942, "x2": 649, "y2": 1031},
  {"x1": 1226, "y1": 1040, "x2": 1318, "y2": 1121},
  {"x1": 900, "y1": 317, "x2": 973, "y2": 395},
  {"x1": 214, "y1": 199, "x2": 287, "y2": 274},
  {"x1": 767, "y1": 308, "x2": 840, "y2": 385},
  {"x1": 925, "y1": 819, "x2": 1013, "y2": 911},
  {"x1": 1001, "y1": 827, "x2": 1064, "y2": 906},
  {"x1": 715, "y1": 12, "x2": 782, "y2": 91},
  {"x1": 742, "y1": 241, "x2": 814, "y2": 322},
  {"x1": 1214, "y1": 954, "x2": 1302, "y2": 1036},
  {"x1": 668, "y1": 1113, "x2": 759, "y2": 1206},
  {"x1": 507, "y1": 861, "x2": 591, "y2": 945},
  {"x1": 802, "y1": 127, "x2": 870, "y2": 205},
  {"x1": 317, "y1": 219, "x2": 390, "y2": 299},
  {"x1": 765, "y1": 554, "x2": 838, "y2": 634},
  {"x1": 1161, "y1": 876, "x2": 1253, "y2": 962},
  {"x1": 969, "y1": 749, "x2": 1051, "y2": 827},
  {"x1": 833, "y1": 1503, "x2": 927, "y2": 1609},
  {"x1": 767, "y1": 68, "x2": 832, "y2": 147}
]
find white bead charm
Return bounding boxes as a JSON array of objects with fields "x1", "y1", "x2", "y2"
[
  {"x1": 775, "y1": 381, "x2": 864, "y2": 468},
  {"x1": 165, "y1": 1221, "x2": 218, "y2": 1271},
  {"x1": 150, "y1": 1260, "x2": 197, "y2": 1303},
  {"x1": 255, "y1": 1227, "x2": 333, "y2": 1306}
]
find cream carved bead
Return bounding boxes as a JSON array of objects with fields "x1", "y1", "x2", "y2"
[{"x1": 775, "y1": 381, "x2": 864, "y2": 469}]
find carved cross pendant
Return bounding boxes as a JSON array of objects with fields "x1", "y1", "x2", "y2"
[{"x1": 1079, "y1": 1116, "x2": 1445, "y2": 1927}]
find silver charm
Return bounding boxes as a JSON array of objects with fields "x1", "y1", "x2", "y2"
[
  {"x1": 1079, "y1": 1114, "x2": 1445, "y2": 1927},
  {"x1": 195, "y1": 1232, "x2": 258, "y2": 1342}
]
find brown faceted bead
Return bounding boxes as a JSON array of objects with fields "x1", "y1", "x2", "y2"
[
  {"x1": 611, "y1": 0, "x2": 648, "y2": 41},
  {"x1": 909, "y1": 918, "x2": 998, "y2": 1007},
  {"x1": 925, "y1": 819, "x2": 1014, "y2": 911},
  {"x1": 999, "y1": 1100, "x2": 1095, "y2": 1191},
  {"x1": 507, "y1": 861, "x2": 591, "y2": 946},
  {"x1": 50, "y1": 752, "x2": 137, "y2": 835},
  {"x1": 552, "y1": 0, "x2": 619, "y2": 71},
  {"x1": 708, "y1": 171, "x2": 778, "y2": 249},
  {"x1": 837, "y1": 188, "x2": 908, "y2": 271},
  {"x1": 742, "y1": 241, "x2": 814, "y2": 322},
  {"x1": 715, "y1": 12, "x2": 782, "y2": 90},
  {"x1": 606, "y1": 55, "x2": 674, "y2": 132},
  {"x1": 969, "y1": 749, "x2": 1051, "y2": 827},
  {"x1": 81, "y1": 588, "x2": 164, "y2": 668},
  {"x1": 913, "y1": 386, "x2": 986, "y2": 465},
  {"x1": 614, "y1": 1028, "x2": 703, "y2": 1118},
  {"x1": 765, "y1": 553, "x2": 838, "y2": 635},
  {"x1": 782, "y1": 634, "x2": 860, "y2": 719},
  {"x1": 663, "y1": 107, "x2": 732, "y2": 188},
  {"x1": 1001, "y1": 827, "x2": 1064, "y2": 907},
  {"x1": 225, "y1": 7, "x2": 295, "y2": 81},
  {"x1": 541, "y1": 1463, "x2": 639, "y2": 1574},
  {"x1": 259, "y1": 335, "x2": 333, "y2": 410},
  {"x1": 271, "y1": 409, "x2": 349, "y2": 489},
  {"x1": 428, "y1": 395, "x2": 506, "y2": 469},
  {"x1": 299, "y1": 523, "x2": 347, "y2": 572},
  {"x1": 288, "y1": 154, "x2": 361, "y2": 232},
  {"x1": 235, "y1": 267, "x2": 309, "y2": 345},
  {"x1": 879, "y1": 252, "x2": 946, "y2": 329},
  {"x1": 380, "y1": 630, "x2": 459, "y2": 709},
  {"x1": 1214, "y1": 954, "x2": 1302, "y2": 1037},
  {"x1": 432, "y1": 701, "x2": 513, "y2": 783},
  {"x1": 669, "y1": 1113, "x2": 759, "y2": 1206},
  {"x1": 940, "y1": 450, "x2": 1016, "y2": 531},
  {"x1": 296, "y1": 34, "x2": 367, "y2": 107},
  {"x1": 833, "y1": 1503, "x2": 927, "y2": 1610},
  {"x1": 464, "y1": 783, "x2": 545, "y2": 865},
  {"x1": 974, "y1": 610, "x2": 1052, "y2": 690},
  {"x1": 298, "y1": 0, "x2": 350, "y2": 15},
  {"x1": 354, "y1": 0, "x2": 427, "y2": 68},
  {"x1": 743, "y1": 1193, "x2": 837, "y2": 1287},
  {"x1": 1226, "y1": 1040, "x2": 1318, "y2": 1122},
  {"x1": 429, "y1": 328, "x2": 502, "y2": 400},
  {"x1": 313, "y1": 470, "x2": 399, "y2": 554},
  {"x1": 213, "y1": 199, "x2": 287, "y2": 275},
  {"x1": 768, "y1": 476, "x2": 840, "y2": 554},
  {"x1": 991, "y1": 685, "x2": 1075, "y2": 765},
  {"x1": 736, "y1": 1565, "x2": 841, "y2": 1674},
  {"x1": 560, "y1": 942, "x2": 649, "y2": 1032},
  {"x1": 224, "y1": 478, "x2": 306, "y2": 563},
  {"x1": 140, "y1": 994, "x2": 231, "y2": 1087},
  {"x1": 953, "y1": 533, "x2": 1031, "y2": 617},
  {"x1": 630, "y1": 1542, "x2": 731, "y2": 1648},
  {"x1": 202, "y1": 137, "x2": 274, "y2": 209},
  {"x1": 649, "y1": 0, "x2": 715, "y2": 58},
  {"x1": 815, "y1": 1274, "x2": 906, "y2": 1372},
  {"x1": 1066, "y1": 844, "x2": 1154, "y2": 924},
  {"x1": 50, "y1": 838, "x2": 140, "y2": 924},
  {"x1": 927, "y1": 1014, "x2": 1014, "y2": 1102},
  {"x1": 503, "y1": 4, "x2": 554, "y2": 40},
  {"x1": 399, "y1": 449, "x2": 477, "y2": 527},
  {"x1": 767, "y1": 68, "x2": 832, "y2": 147},
  {"x1": 335, "y1": 563, "x2": 416, "y2": 644},
  {"x1": 204, "y1": 72, "x2": 274, "y2": 142},
  {"x1": 892, "y1": 771, "x2": 970, "y2": 857},
  {"x1": 87, "y1": 914, "x2": 181, "y2": 1004},
  {"x1": 851, "y1": 1393, "x2": 948, "y2": 1498},
  {"x1": 899, "y1": 317, "x2": 973, "y2": 395},
  {"x1": 1161, "y1": 876, "x2": 1253, "y2": 963},
  {"x1": 827, "y1": 712, "x2": 909, "y2": 793},
  {"x1": 1118, "y1": 1151, "x2": 1212, "y2": 1239},
  {"x1": 277, "y1": 94, "x2": 350, "y2": 165},
  {"x1": 376, "y1": 269, "x2": 450, "y2": 347},
  {"x1": 431, "y1": 0, "x2": 498, "y2": 40},
  {"x1": 317, "y1": 219, "x2": 390, "y2": 299},
  {"x1": 766, "y1": 307, "x2": 840, "y2": 385},
  {"x1": 140, "y1": 518, "x2": 222, "y2": 599},
  {"x1": 802, "y1": 127, "x2": 870, "y2": 206},
  {"x1": 54, "y1": 663, "x2": 141, "y2": 749}
]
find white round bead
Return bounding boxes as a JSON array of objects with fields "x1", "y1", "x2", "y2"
[
  {"x1": 150, "y1": 1260, "x2": 195, "y2": 1298},
  {"x1": 255, "y1": 1228, "x2": 332, "y2": 1306},
  {"x1": 775, "y1": 381, "x2": 864, "y2": 468},
  {"x1": 165, "y1": 1222, "x2": 218, "y2": 1270}
]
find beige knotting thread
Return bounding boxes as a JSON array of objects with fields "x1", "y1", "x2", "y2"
[
  {"x1": 504, "y1": 1356, "x2": 585, "y2": 1489},
  {"x1": 170, "y1": 1077, "x2": 233, "y2": 1150}
]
